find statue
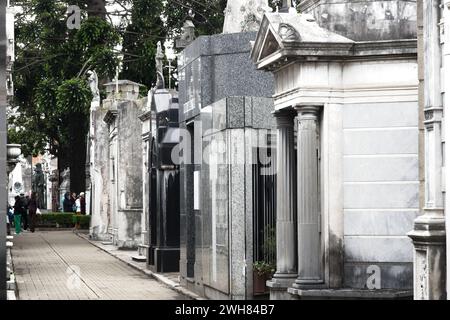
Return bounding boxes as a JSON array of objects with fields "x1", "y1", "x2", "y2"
[
  {"x1": 32, "y1": 163, "x2": 46, "y2": 209},
  {"x1": 222, "y1": 0, "x2": 271, "y2": 34},
  {"x1": 155, "y1": 41, "x2": 165, "y2": 89},
  {"x1": 87, "y1": 70, "x2": 100, "y2": 101},
  {"x1": 175, "y1": 10, "x2": 196, "y2": 49}
]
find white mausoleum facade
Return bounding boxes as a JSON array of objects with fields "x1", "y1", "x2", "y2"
[{"x1": 252, "y1": 3, "x2": 419, "y2": 299}]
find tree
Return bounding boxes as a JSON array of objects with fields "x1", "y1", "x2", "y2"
[
  {"x1": 9, "y1": 0, "x2": 227, "y2": 193},
  {"x1": 119, "y1": 0, "x2": 166, "y2": 90},
  {"x1": 163, "y1": 0, "x2": 227, "y2": 38},
  {"x1": 10, "y1": 0, "x2": 120, "y2": 193}
]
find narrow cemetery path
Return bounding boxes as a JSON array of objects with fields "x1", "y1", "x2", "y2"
[{"x1": 11, "y1": 231, "x2": 186, "y2": 300}]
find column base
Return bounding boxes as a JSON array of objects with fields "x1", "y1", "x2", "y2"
[
  {"x1": 407, "y1": 209, "x2": 446, "y2": 300},
  {"x1": 267, "y1": 275, "x2": 297, "y2": 300},
  {"x1": 291, "y1": 278, "x2": 326, "y2": 290}
]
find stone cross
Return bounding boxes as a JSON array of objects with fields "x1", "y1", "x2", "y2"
[{"x1": 223, "y1": 0, "x2": 271, "y2": 34}]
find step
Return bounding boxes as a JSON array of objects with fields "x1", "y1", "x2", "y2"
[
  {"x1": 131, "y1": 255, "x2": 147, "y2": 262},
  {"x1": 7, "y1": 290, "x2": 17, "y2": 301},
  {"x1": 6, "y1": 241, "x2": 13, "y2": 248}
]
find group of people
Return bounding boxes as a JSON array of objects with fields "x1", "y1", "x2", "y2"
[
  {"x1": 7, "y1": 192, "x2": 39, "y2": 235},
  {"x1": 62, "y1": 192, "x2": 86, "y2": 214}
]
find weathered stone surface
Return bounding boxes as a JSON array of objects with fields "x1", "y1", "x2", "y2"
[
  {"x1": 90, "y1": 81, "x2": 145, "y2": 249},
  {"x1": 223, "y1": 0, "x2": 271, "y2": 34},
  {"x1": 300, "y1": 0, "x2": 417, "y2": 41}
]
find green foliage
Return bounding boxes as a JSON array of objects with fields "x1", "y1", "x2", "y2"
[
  {"x1": 56, "y1": 78, "x2": 93, "y2": 115},
  {"x1": 10, "y1": 0, "x2": 120, "y2": 189},
  {"x1": 263, "y1": 225, "x2": 276, "y2": 263},
  {"x1": 120, "y1": 0, "x2": 166, "y2": 89},
  {"x1": 36, "y1": 213, "x2": 91, "y2": 229},
  {"x1": 253, "y1": 261, "x2": 276, "y2": 277},
  {"x1": 37, "y1": 213, "x2": 75, "y2": 228}
]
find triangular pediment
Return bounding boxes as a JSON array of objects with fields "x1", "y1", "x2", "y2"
[
  {"x1": 258, "y1": 28, "x2": 283, "y2": 61},
  {"x1": 251, "y1": 14, "x2": 284, "y2": 65},
  {"x1": 251, "y1": 12, "x2": 354, "y2": 71}
]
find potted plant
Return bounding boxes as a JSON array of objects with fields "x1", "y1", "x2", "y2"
[{"x1": 253, "y1": 261, "x2": 276, "y2": 295}]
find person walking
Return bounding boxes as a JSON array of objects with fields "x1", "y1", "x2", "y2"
[
  {"x1": 20, "y1": 193, "x2": 29, "y2": 231},
  {"x1": 28, "y1": 192, "x2": 38, "y2": 233},
  {"x1": 13, "y1": 196, "x2": 22, "y2": 235}
]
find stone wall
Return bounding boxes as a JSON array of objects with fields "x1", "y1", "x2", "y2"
[
  {"x1": 114, "y1": 99, "x2": 144, "y2": 249},
  {"x1": 89, "y1": 105, "x2": 111, "y2": 240}
]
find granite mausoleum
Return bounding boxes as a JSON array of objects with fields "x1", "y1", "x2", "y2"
[{"x1": 176, "y1": 0, "x2": 277, "y2": 299}]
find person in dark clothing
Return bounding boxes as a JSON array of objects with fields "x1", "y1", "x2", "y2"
[
  {"x1": 63, "y1": 192, "x2": 73, "y2": 212},
  {"x1": 28, "y1": 192, "x2": 38, "y2": 233},
  {"x1": 20, "y1": 193, "x2": 29, "y2": 230},
  {"x1": 7, "y1": 205, "x2": 13, "y2": 236},
  {"x1": 71, "y1": 192, "x2": 77, "y2": 212},
  {"x1": 13, "y1": 196, "x2": 22, "y2": 234}
]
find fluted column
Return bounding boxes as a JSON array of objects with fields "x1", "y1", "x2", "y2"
[
  {"x1": 292, "y1": 105, "x2": 323, "y2": 288},
  {"x1": 267, "y1": 110, "x2": 297, "y2": 299}
]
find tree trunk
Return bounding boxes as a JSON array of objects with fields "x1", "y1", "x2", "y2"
[{"x1": 68, "y1": 112, "x2": 88, "y2": 194}]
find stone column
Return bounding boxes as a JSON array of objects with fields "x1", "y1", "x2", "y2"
[
  {"x1": 267, "y1": 109, "x2": 297, "y2": 300},
  {"x1": 444, "y1": 0, "x2": 450, "y2": 299},
  {"x1": 408, "y1": 0, "x2": 446, "y2": 300},
  {"x1": 291, "y1": 105, "x2": 323, "y2": 289}
]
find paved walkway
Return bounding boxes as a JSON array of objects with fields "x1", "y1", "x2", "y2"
[{"x1": 11, "y1": 231, "x2": 186, "y2": 300}]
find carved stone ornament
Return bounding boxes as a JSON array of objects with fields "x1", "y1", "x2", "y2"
[{"x1": 278, "y1": 23, "x2": 301, "y2": 41}]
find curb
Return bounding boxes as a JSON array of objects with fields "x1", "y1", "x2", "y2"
[
  {"x1": 75, "y1": 232, "x2": 204, "y2": 301},
  {"x1": 6, "y1": 242, "x2": 18, "y2": 300}
]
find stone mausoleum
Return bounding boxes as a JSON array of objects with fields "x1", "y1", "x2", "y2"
[
  {"x1": 176, "y1": 1, "x2": 277, "y2": 299},
  {"x1": 89, "y1": 79, "x2": 146, "y2": 249},
  {"x1": 252, "y1": 0, "x2": 419, "y2": 299}
]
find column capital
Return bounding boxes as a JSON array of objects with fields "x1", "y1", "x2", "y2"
[
  {"x1": 273, "y1": 109, "x2": 297, "y2": 127},
  {"x1": 295, "y1": 105, "x2": 321, "y2": 118}
]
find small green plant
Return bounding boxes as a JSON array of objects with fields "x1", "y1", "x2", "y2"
[{"x1": 253, "y1": 261, "x2": 276, "y2": 277}]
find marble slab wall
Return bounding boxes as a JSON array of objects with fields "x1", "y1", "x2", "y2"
[{"x1": 343, "y1": 101, "x2": 419, "y2": 289}]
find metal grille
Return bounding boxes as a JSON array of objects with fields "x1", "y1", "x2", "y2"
[{"x1": 252, "y1": 145, "x2": 277, "y2": 265}]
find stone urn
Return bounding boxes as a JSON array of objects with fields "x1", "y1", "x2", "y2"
[{"x1": 6, "y1": 144, "x2": 22, "y2": 175}]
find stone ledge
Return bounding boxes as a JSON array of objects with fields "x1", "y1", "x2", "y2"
[{"x1": 288, "y1": 288, "x2": 413, "y2": 300}]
